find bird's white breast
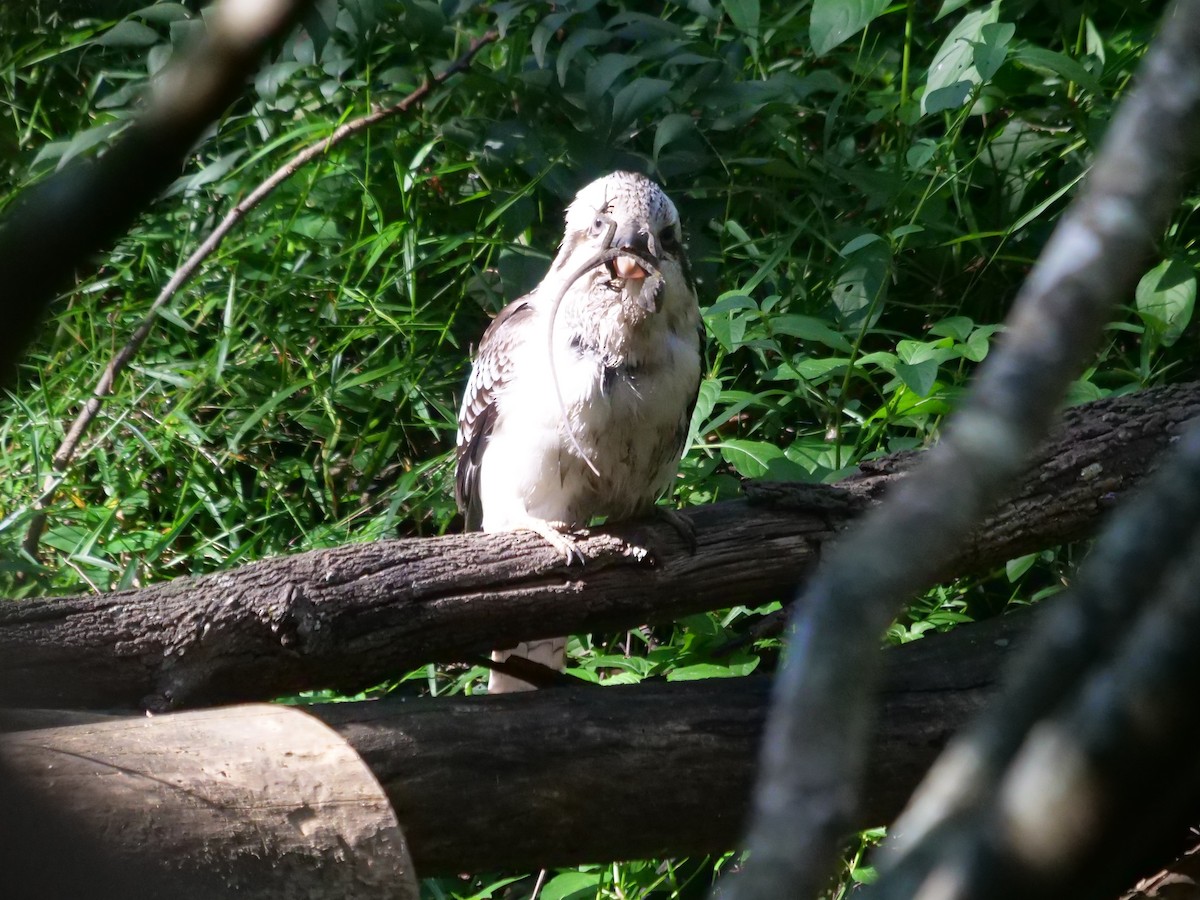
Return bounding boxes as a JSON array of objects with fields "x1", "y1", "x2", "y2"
[{"x1": 476, "y1": 297, "x2": 700, "y2": 531}]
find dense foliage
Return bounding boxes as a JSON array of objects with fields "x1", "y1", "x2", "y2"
[{"x1": 0, "y1": 0, "x2": 1192, "y2": 896}]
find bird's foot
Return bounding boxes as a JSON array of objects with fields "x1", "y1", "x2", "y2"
[{"x1": 519, "y1": 517, "x2": 587, "y2": 565}]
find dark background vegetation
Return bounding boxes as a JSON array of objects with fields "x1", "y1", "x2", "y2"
[{"x1": 0, "y1": 0, "x2": 1190, "y2": 896}]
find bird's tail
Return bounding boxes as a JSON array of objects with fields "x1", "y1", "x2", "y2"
[{"x1": 488, "y1": 637, "x2": 567, "y2": 693}]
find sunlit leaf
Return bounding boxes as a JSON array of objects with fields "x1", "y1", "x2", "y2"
[{"x1": 810, "y1": 0, "x2": 888, "y2": 56}]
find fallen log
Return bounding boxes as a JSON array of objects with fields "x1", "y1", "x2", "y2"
[
  {"x1": 1, "y1": 612, "x2": 1030, "y2": 877},
  {"x1": 0, "y1": 704, "x2": 416, "y2": 899},
  {"x1": 0, "y1": 383, "x2": 1195, "y2": 711}
]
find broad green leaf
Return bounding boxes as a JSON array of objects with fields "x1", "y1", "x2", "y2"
[
  {"x1": 721, "y1": 0, "x2": 760, "y2": 35},
  {"x1": 964, "y1": 325, "x2": 1004, "y2": 362},
  {"x1": 922, "y1": 82, "x2": 973, "y2": 114},
  {"x1": 830, "y1": 241, "x2": 891, "y2": 329},
  {"x1": 556, "y1": 28, "x2": 608, "y2": 85},
  {"x1": 934, "y1": 0, "x2": 973, "y2": 20},
  {"x1": 972, "y1": 21, "x2": 1015, "y2": 81},
  {"x1": 134, "y1": 3, "x2": 191, "y2": 23},
  {"x1": 839, "y1": 232, "x2": 883, "y2": 256},
  {"x1": 652, "y1": 113, "x2": 700, "y2": 160},
  {"x1": 896, "y1": 338, "x2": 953, "y2": 365},
  {"x1": 1006, "y1": 553, "x2": 1037, "y2": 581},
  {"x1": 704, "y1": 292, "x2": 758, "y2": 316},
  {"x1": 1136, "y1": 257, "x2": 1197, "y2": 348},
  {"x1": 612, "y1": 78, "x2": 673, "y2": 129},
  {"x1": 905, "y1": 139, "x2": 938, "y2": 170},
  {"x1": 538, "y1": 871, "x2": 602, "y2": 900},
  {"x1": 769, "y1": 315, "x2": 853, "y2": 352},
  {"x1": 720, "y1": 439, "x2": 785, "y2": 478},
  {"x1": 922, "y1": 1, "x2": 1001, "y2": 114},
  {"x1": 810, "y1": 0, "x2": 888, "y2": 56},
  {"x1": 929, "y1": 316, "x2": 974, "y2": 342},
  {"x1": 96, "y1": 20, "x2": 161, "y2": 47},
  {"x1": 687, "y1": 378, "x2": 722, "y2": 446},
  {"x1": 895, "y1": 359, "x2": 939, "y2": 397},
  {"x1": 1013, "y1": 44, "x2": 1102, "y2": 94},
  {"x1": 532, "y1": 11, "x2": 573, "y2": 69},
  {"x1": 585, "y1": 53, "x2": 641, "y2": 103},
  {"x1": 668, "y1": 658, "x2": 760, "y2": 681},
  {"x1": 789, "y1": 357, "x2": 854, "y2": 380},
  {"x1": 58, "y1": 120, "x2": 125, "y2": 169}
]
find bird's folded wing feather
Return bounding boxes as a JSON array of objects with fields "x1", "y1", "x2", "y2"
[{"x1": 455, "y1": 296, "x2": 536, "y2": 529}]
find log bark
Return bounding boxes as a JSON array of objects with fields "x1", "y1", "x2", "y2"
[
  {"x1": 0, "y1": 704, "x2": 417, "y2": 898},
  {"x1": 316, "y1": 611, "x2": 1031, "y2": 875},
  {"x1": 0, "y1": 382, "x2": 1195, "y2": 711}
]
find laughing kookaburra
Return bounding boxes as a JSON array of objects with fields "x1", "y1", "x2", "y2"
[{"x1": 455, "y1": 171, "x2": 702, "y2": 692}]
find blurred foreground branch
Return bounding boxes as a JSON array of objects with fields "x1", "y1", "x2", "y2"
[{"x1": 729, "y1": 2, "x2": 1200, "y2": 897}]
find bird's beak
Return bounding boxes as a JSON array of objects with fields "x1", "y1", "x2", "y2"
[
  {"x1": 610, "y1": 221, "x2": 658, "y2": 269},
  {"x1": 608, "y1": 222, "x2": 662, "y2": 310}
]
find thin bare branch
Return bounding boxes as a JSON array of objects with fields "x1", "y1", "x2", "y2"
[{"x1": 20, "y1": 30, "x2": 499, "y2": 560}]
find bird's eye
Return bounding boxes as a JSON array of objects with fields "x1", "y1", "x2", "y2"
[
  {"x1": 659, "y1": 227, "x2": 681, "y2": 253},
  {"x1": 590, "y1": 217, "x2": 607, "y2": 237}
]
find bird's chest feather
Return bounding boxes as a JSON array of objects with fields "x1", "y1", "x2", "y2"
[{"x1": 486, "y1": 306, "x2": 699, "y2": 525}]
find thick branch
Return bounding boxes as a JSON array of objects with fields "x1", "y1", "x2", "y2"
[{"x1": 0, "y1": 382, "x2": 1196, "y2": 711}]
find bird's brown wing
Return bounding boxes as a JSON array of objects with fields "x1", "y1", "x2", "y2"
[{"x1": 455, "y1": 296, "x2": 536, "y2": 530}]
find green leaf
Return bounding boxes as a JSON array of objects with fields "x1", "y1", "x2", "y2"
[
  {"x1": 720, "y1": 439, "x2": 785, "y2": 478},
  {"x1": 972, "y1": 21, "x2": 1015, "y2": 82},
  {"x1": 830, "y1": 241, "x2": 891, "y2": 329},
  {"x1": 556, "y1": 28, "x2": 608, "y2": 86},
  {"x1": 928, "y1": 316, "x2": 974, "y2": 342},
  {"x1": 895, "y1": 359, "x2": 939, "y2": 397},
  {"x1": 769, "y1": 315, "x2": 853, "y2": 352},
  {"x1": 612, "y1": 78, "x2": 673, "y2": 129},
  {"x1": 668, "y1": 659, "x2": 760, "y2": 681},
  {"x1": 134, "y1": 3, "x2": 191, "y2": 24},
  {"x1": 1013, "y1": 44, "x2": 1102, "y2": 94},
  {"x1": 721, "y1": 0, "x2": 760, "y2": 36},
  {"x1": 585, "y1": 53, "x2": 641, "y2": 104},
  {"x1": 654, "y1": 112, "x2": 697, "y2": 160},
  {"x1": 96, "y1": 20, "x2": 161, "y2": 47},
  {"x1": 1006, "y1": 553, "x2": 1037, "y2": 581},
  {"x1": 810, "y1": 0, "x2": 888, "y2": 56},
  {"x1": 922, "y1": 1, "x2": 1001, "y2": 114},
  {"x1": 1136, "y1": 257, "x2": 1197, "y2": 348},
  {"x1": 839, "y1": 232, "x2": 883, "y2": 256},
  {"x1": 538, "y1": 871, "x2": 602, "y2": 900}
]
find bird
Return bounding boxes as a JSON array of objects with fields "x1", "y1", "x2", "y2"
[{"x1": 454, "y1": 170, "x2": 703, "y2": 692}]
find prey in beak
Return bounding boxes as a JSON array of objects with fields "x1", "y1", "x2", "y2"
[{"x1": 605, "y1": 221, "x2": 663, "y2": 312}]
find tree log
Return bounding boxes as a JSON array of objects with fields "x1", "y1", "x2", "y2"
[
  {"x1": 0, "y1": 383, "x2": 1196, "y2": 711},
  {"x1": 0, "y1": 704, "x2": 417, "y2": 898},
  {"x1": 0, "y1": 613, "x2": 1029, "y2": 878}
]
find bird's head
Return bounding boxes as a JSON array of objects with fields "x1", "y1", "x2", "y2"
[{"x1": 550, "y1": 171, "x2": 695, "y2": 316}]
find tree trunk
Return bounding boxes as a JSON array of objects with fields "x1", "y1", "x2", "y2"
[
  {"x1": 0, "y1": 704, "x2": 416, "y2": 898},
  {"x1": 0, "y1": 382, "x2": 1195, "y2": 712}
]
